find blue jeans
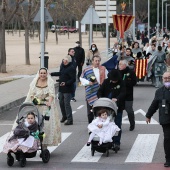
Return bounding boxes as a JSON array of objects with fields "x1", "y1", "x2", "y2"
[
  {"x1": 113, "y1": 111, "x2": 123, "y2": 145},
  {"x1": 58, "y1": 92, "x2": 73, "y2": 122}
]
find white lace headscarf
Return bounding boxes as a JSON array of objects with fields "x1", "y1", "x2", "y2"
[{"x1": 25, "y1": 68, "x2": 55, "y2": 103}]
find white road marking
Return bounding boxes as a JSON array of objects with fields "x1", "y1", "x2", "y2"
[
  {"x1": 77, "y1": 105, "x2": 84, "y2": 110},
  {"x1": 30, "y1": 132, "x2": 72, "y2": 161},
  {"x1": 72, "y1": 111, "x2": 76, "y2": 114},
  {"x1": 122, "y1": 109, "x2": 159, "y2": 124},
  {"x1": 0, "y1": 132, "x2": 11, "y2": 153},
  {"x1": 125, "y1": 134, "x2": 159, "y2": 163},
  {"x1": 0, "y1": 132, "x2": 71, "y2": 162},
  {"x1": 71, "y1": 145, "x2": 103, "y2": 162},
  {"x1": 0, "y1": 124, "x2": 13, "y2": 126}
]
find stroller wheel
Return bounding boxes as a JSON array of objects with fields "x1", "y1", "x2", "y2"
[
  {"x1": 7, "y1": 153, "x2": 14, "y2": 167},
  {"x1": 91, "y1": 148, "x2": 95, "y2": 156},
  {"x1": 42, "y1": 149, "x2": 50, "y2": 163},
  {"x1": 106, "y1": 149, "x2": 109, "y2": 157},
  {"x1": 20, "y1": 153, "x2": 26, "y2": 167}
]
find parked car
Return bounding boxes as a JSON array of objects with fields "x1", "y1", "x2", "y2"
[
  {"x1": 59, "y1": 26, "x2": 78, "y2": 33},
  {"x1": 50, "y1": 25, "x2": 62, "y2": 33}
]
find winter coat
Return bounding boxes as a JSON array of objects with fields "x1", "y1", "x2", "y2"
[
  {"x1": 146, "y1": 86, "x2": 170, "y2": 125},
  {"x1": 119, "y1": 67, "x2": 137, "y2": 101},
  {"x1": 9, "y1": 120, "x2": 38, "y2": 141},
  {"x1": 97, "y1": 79, "x2": 126, "y2": 112},
  {"x1": 51, "y1": 63, "x2": 76, "y2": 93},
  {"x1": 74, "y1": 46, "x2": 85, "y2": 66}
]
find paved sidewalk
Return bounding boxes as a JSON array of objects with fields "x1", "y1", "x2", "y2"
[{"x1": 0, "y1": 67, "x2": 59, "y2": 113}]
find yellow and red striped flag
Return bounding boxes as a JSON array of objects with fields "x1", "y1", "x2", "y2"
[
  {"x1": 112, "y1": 15, "x2": 135, "y2": 38},
  {"x1": 135, "y1": 59, "x2": 148, "y2": 79}
]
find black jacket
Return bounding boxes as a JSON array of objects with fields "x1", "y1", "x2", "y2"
[
  {"x1": 146, "y1": 86, "x2": 170, "y2": 125},
  {"x1": 119, "y1": 67, "x2": 137, "y2": 101},
  {"x1": 51, "y1": 63, "x2": 76, "y2": 93},
  {"x1": 74, "y1": 46, "x2": 85, "y2": 66},
  {"x1": 97, "y1": 79, "x2": 126, "y2": 112}
]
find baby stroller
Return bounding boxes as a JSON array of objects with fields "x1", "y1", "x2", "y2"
[
  {"x1": 90, "y1": 98, "x2": 119, "y2": 157},
  {"x1": 6, "y1": 102, "x2": 50, "y2": 167}
]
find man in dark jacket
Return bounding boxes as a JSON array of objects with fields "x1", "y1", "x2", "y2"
[
  {"x1": 74, "y1": 41, "x2": 85, "y2": 81},
  {"x1": 97, "y1": 69, "x2": 126, "y2": 151},
  {"x1": 119, "y1": 59, "x2": 137, "y2": 131},
  {"x1": 51, "y1": 55, "x2": 76, "y2": 125},
  {"x1": 146, "y1": 72, "x2": 170, "y2": 167}
]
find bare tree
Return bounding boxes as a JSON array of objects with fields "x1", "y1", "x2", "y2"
[
  {"x1": 15, "y1": 0, "x2": 40, "y2": 65},
  {"x1": 0, "y1": 0, "x2": 24, "y2": 73},
  {"x1": 63, "y1": 0, "x2": 94, "y2": 46}
]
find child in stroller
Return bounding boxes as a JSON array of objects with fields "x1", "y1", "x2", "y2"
[
  {"x1": 87, "y1": 108, "x2": 120, "y2": 146},
  {"x1": 87, "y1": 98, "x2": 120, "y2": 157},
  {"x1": 3, "y1": 102, "x2": 50, "y2": 167}
]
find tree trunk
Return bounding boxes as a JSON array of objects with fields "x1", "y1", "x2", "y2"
[
  {"x1": 78, "y1": 21, "x2": 82, "y2": 46},
  {"x1": 25, "y1": 26, "x2": 30, "y2": 65},
  {"x1": 0, "y1": 13, "x2": 7, "y2": 73},
  {"x1": 54, "y1": 22, "x2": 58, "y2": 44}
]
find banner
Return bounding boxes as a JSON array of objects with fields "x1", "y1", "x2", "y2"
[
  {"x1": 135, "y1": 59, "x2": 148, "y2": 79},
  {"x1": 112, "y1": 15, "x2": 134, "y2": 38}
]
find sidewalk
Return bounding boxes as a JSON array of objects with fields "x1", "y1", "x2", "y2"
[{"x1": 0, "y1": 67, "x2": 59, "y2": 113}]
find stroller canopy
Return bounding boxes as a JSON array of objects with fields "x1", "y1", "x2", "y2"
[
  {"x1": 93, "y1": 98, "x2": 118, "y2": 115},
  {"x1": 17, "y1": 102, "x2": 43, "y2": 126}
]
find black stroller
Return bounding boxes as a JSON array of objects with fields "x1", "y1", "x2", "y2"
[
  {"x1": 90, "y1": 98, "x2": 119, "y2": 157},
  {"x1": 6, "y1": 102, "x2": 50, "y2": 167}
]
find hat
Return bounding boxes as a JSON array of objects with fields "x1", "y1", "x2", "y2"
[
  {"x1": 75, "y1": 41, "x2": 80, "y2": 44},
  {"x1": 64, "y1": 55, "x2": 72, "y2": 63},
  {"x1": 108, "y1": 69, "x2": 121, "y2": 81}
]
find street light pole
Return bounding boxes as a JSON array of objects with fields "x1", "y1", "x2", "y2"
[
  {"x1": 166, "y1": 4, "x2": 170, "y2": 30},
  {"x1": 157, "y1": 0, "x2": 160, "y2": 38},
  {"x1": 162, "y1": 0, "x2": 167, "y2": 34},
  {"x1": 106, "y1": 0, "x2": 109, "y2": 57},
  {"x1": 148, "y1": 0, "x2": 150, "y2": 38},
  {"x1": 40, "y1": 0, "x2": 45, "y2": 68},
  {"x1": 133, "y1": 0, "x2": 135, "y2": 40}
]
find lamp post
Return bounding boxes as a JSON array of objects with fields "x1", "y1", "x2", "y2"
[
  {"x1": 166, "y1": 3, "x2": 170, "y2": 30},
  {"x1": 156, "y1": 0, "x2": 160, "y2": 38},
  {"x1": 148, "y1": 0, "x2": 150, "y2": 38},
  {"x1": 40, "y1": 0, "x2": 45, "y2": 68},
  {"x1": 162, "y1": 0, "x2": 167, "y2": 34},
  {"x1": 106, "y1": 0, "x2": 109, "y2": 57},
  {"x1": 133, "y1": 0, "x2": 135, "y2": 40}
]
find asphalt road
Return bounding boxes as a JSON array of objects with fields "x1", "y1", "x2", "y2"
[{"x1": 0, "y1": 82, "x2": 166, "y2": 170}]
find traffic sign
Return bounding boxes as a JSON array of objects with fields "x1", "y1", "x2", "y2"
[
  {"x1": 33, "y1": 8, "x2": 53, "y2": 22},
  {"x1": 95, "y1": 0, "x2": 117, "y2": 24},
  {"x1": 81, "y1": 5, "x2": 101, "y2": 24}
]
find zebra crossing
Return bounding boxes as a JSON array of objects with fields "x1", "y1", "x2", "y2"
[
  {"x1": 0, "y1": 101, "x2": 162, "y2": 165},
  {"x1": 0, "y1": 131, "x2": 160, "y2": 163}
]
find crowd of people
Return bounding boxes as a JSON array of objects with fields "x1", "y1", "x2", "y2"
[{"x1": 3, "y1": 35, "x2": 170, "y2": 167}]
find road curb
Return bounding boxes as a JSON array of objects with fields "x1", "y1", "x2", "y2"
[{"x1": 0, "y1": 82, "x2": 59, "y2": 113}]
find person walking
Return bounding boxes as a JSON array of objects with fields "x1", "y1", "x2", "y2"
[
  {"x1": 97, "y1": 69, "x2": 126, "y2": 150},
  {"x1": 24, "y1": 68, "x2": 61, "y2": 147},
  {"x1": 147, "y1": 46, "x2": 167, "y2": 88},
  {"x1": 86, "y1": 44, "x2": 100, "y2": 65},
  {"x1": 146, "y1": 71, "x2": 170, "y2": 167},
  {"x1": 68, "y1": 48, "x2": 77, "y2": 102},
  {"x1": 74, "y1": 41, "x2": 85, "y2": 81},
  {"x1": 51, "y1": 55, "x2": 76, "y2": 125},
  {"x1": 118, "y1": 60, "x2": 137, "y2": 131},
  {"x1": 80, "y1": 55, "x2": 108, "y2": 123}
]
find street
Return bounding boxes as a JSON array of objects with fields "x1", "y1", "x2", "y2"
[{"x1": 0, "y1": 82, "x2": 166, "y2": 170}]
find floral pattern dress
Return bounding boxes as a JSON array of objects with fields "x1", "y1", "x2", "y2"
[{"x1": 25, "y1": 85, "x2": 61, "y2": 146}]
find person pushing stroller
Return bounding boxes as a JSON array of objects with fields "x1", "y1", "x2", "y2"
[{"x1": 87, "y1": 109, "x2": 120, "y2": 146}]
